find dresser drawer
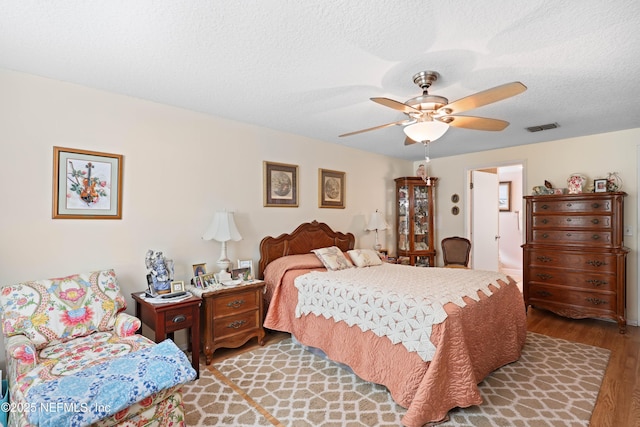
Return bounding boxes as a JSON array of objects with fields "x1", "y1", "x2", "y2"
[
  {"x1": 213, "y1": 310, "x2": 260, "y2": 338},
  {"x1": 528, "y1": 266, "x2": 616, "y2": 291},
  {"x1": 532, "y1": 199, "x2": 613, "y2": 214},
  {"x1": 531, "y1": 229, "x2": 612, "y2": 246},
  {"x1": 532, "y1": 215, "x2": 611, "y2": 229},
  {"x1": 528, "y1": 283, "x2": 616, "y2": 312},
  {"x1": 527, "y1": 251, "x2": 617, "y2": 272},
  {"x1": 164, "y1": 306, "x2": 195, "y2": 333},
  {"x1": 213, "y1": 289, "x2": 259, "y2": 317}
]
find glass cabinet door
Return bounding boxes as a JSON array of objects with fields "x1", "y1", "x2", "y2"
[
  {"x1": 413, "y1": 185, "x2": 429, "y2": 251},
  {"x1": 398, "y1": 185, "x2": 409, "y2": 251}
]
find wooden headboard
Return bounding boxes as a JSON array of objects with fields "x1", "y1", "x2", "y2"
[{"x1": 258, "y1": 220, "x2": 355, "y2": 279}]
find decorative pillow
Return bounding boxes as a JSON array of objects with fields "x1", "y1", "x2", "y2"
[
  {"x1": 311, "y1": 246, "x2": 353, "y2": 271},
  {"x1": 348, "y1": 249, "x2": 383, "y2": 267}
]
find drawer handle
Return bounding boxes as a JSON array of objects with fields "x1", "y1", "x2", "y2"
[
  {"x1": 227, "y1": 320, "x2": 247, "y2": 329},
  {"x1": 586, "y1": 297, "x2": 607, "y2": 305},
  {"x1": 591, "y1": 218, "x2": 600, "y2": 224},
  {"x1": 587, "y1": 260, "x2": 608, "y2": 267},
  {"x1": 566, "y1": 233, "x2": 572, "y2": 237},
  {"x1": 542, "y1": 233, "x2": 549, "y2": 239},
  {"x1": 541, "y1": 204, "x2": 549, "y2": 210},
  {"x1": 591, "y1": 234, "x2": 600, "y2": 240},
  {"x1": 566, "y1": 203, "x2": 572, "y2": 207},
  {"x1": 566, "y1": 218, "x2": 572, "y2": 222},
  {"x1": 592, "y1": 203, "x2": 600, "y2": 209},
  {"x1": 172, "y1": 315, "x2": 186, "y2": 324},
  {"x1": 536, "y1": 290, "x2": 552, "y2": 297},
  {"x1": 536, "y1": 273, "x2": 553, "y2": 280},
  {"x1": 536, "y1": 256, "x2": 552, "y2": 262},
  {"x1": 586, "y1": 279, "x2": 608, "y2": 287},
  {"x1": 541, "y1": 219, "x2": 549, "y2": 224},
  {"x1": 227, "y1": 299, "x2": 245, "y2": 309}
]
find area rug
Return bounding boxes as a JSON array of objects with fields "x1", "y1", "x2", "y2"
[{"x1": 182, "y1": 332, "x2": 610, "y2": 426}]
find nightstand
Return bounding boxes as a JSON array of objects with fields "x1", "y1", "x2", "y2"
[
  {"x1": 198, "y1": 281, "x2": 266, "y2": 364},
  {"x1": 131, "y1": 292, "x2": 201, "y2": 378}
]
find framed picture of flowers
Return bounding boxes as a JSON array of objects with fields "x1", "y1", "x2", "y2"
[{"x1": 52, "y1": 147, "x2": 123, "y2": 219}]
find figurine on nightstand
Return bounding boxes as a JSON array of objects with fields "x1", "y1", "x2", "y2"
[{"x1": 145, "y1": 250, "x2": 174, "y2": 294}]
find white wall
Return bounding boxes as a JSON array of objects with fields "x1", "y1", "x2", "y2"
[
  {"x1": 420, "y1": 129, "x2": 639, "y2": 326},
  {"x1": 0, "y1": 69, "x2": 411, "y2": 364}
]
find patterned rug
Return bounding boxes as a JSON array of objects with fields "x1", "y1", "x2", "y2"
[{"x1": 182, "y1": 332, "x2": 610, "y2": 426}]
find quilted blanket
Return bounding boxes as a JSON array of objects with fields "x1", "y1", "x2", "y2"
[
  {"x1": 295, "y1": 263, "x2": 510, "y2": 361},
  {"x1": 25, "y1": 339, "x2": 196, "y2": 427}
]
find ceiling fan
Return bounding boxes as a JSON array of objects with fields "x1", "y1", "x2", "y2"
[{"x1": 339, "y1": 71, "x2": 527, "y2": 145}]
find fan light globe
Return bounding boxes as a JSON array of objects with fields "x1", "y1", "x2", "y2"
[{"x1": 403, "y1": 120, "x2": 449, "y2": 143}]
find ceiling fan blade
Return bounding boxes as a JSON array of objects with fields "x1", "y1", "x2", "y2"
[
  {"x1": 440, "y1": 82, "x2": 527, "y2": 115},
  {"x1": 441, "y1": 115, "x2": 510, "y2": 131},
  {"x1": 339, "y1": 119, "x2": 411, "y2": 137},
  {"x1": 371, "y1": 97, "x2": 422, "y2": 114}
]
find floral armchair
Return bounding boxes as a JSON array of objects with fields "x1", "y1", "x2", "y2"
[{"x1": 0, "y1": 269, "x2": 196, "y2": 427}]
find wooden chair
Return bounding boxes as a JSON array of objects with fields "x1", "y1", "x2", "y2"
[{"x1": 441, "y1": 236, "x2": 471, "y2": 268}]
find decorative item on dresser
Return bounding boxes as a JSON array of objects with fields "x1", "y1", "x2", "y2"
[
  {"x1": 522, "y1": 192, "x2": 628, "y2": 333},
  {"x1": 395, "y1": 176, "x2": 437, "y2": 267}
]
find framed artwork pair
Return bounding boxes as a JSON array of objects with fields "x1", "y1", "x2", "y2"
[{"x1": 263, "y1": 161, "x2": 345, "y2": 208}]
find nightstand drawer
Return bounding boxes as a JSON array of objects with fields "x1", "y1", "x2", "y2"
[
  {"x1": 164, "y1": 306, "x2": 195, "y2": 333},
  {"x1": 213, "y1": 289, "x2": 259, "y2": 316},
  {"x1": 213, "y1": 310, "x2": 260, "y2": 338}
]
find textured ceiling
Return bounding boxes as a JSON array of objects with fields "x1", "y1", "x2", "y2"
[{"x1": 1, "y1": 0, "x2": 639, "y2": 160}]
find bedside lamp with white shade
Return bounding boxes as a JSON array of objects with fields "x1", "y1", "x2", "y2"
[
  {"x1": 365, "y1": 210, "x2": 389, "y2": 251},
  {"x1": 202, "y1": 211, "x2": 242, "y2": 272}
]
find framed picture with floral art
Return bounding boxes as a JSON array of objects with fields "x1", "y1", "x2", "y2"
[
  {"x1": 52, "y1": 147, "x2": 123, "y2": 219},
  {"x1": 318, "y1": 168, "x2": 345, "y2": 209},
  {"x1": 263, "y1": 161, "x2": 299, "y2": 207}
]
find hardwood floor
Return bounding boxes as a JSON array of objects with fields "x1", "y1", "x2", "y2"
[{"x1": 208, "y1": 309, "x2": 640, "y2": 427}]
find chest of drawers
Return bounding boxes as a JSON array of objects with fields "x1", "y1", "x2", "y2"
[{"x1": 522, "y1": 192, "x2": 628, "y2": 332}]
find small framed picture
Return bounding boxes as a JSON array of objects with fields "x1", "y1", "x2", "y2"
[
  {"x1": 203, "y1": 273, "x2": 218, "y2": 287},
  {"x1": 170, "y1": 280, "x2": 185, "y2": 293},
  {"x1": 237, "y1": 259, "x2": 254, "y2": 279},
  {"x1": 192, "y1": 263, "x2": 207, "y2": 277},
  {"x1": 231, "y1": 267, "x2": 251, "y2": 282},
  {"x1": 318, "y1": 168, "x2": 345, "y2": 209},
  {"x1": 594, "y1": 179, "x2": 608, "y2": 193}
]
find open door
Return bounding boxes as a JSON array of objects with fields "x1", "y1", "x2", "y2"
[{"x1": 470, "y1": 170, "x2": 499, "y2": 271}]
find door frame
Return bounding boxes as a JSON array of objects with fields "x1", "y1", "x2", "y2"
[{"x1": 465, "y1": 159, "x2": 527, "y2": 271}]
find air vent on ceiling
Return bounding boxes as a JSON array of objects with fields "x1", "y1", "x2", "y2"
[{"x1": 526, "y1": 122, "x2": 559, "y2": 132}]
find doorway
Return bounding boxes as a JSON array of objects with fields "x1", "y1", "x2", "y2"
[{"x1": 468, "y1": 162, "x2": 525, "y2": 282}]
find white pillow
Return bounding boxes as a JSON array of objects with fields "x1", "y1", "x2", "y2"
[
  {"x1": 347, "y1": 249, "x2": 383, "y2": 267},
  {"x1": 311, "y1": 246, "x2": 353, "y2": 271}
]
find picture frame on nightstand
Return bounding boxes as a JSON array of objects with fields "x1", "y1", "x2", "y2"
[{"x1": 237, "y1": 259, "x2": 254, "y2": 279}]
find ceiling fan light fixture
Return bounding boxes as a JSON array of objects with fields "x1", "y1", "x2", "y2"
[{"x1": 403, "y1": 120, "x2": 449, "y2": 143}]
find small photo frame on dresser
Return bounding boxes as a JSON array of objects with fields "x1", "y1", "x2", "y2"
[
  {"x1": 170, "y1": 281, "x2": 185, "y2": 293},
  {"x1": 594, "y1": 178, "x2": 608, "y2": 193}
]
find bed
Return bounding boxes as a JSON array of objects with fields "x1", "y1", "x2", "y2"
[{"x1": 259, "y1": 221, "x2": 527, "y2": 427}]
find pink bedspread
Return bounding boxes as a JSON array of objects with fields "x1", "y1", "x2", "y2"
[{"x1": 263, "y1": 254, "x2": 527, "y2": 427}]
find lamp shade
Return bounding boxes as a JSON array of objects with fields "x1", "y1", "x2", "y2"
[
  {"x1": 202, "y1": 211, "x2": 242, "y2": 242},
  {"x1": 365, "y1": 210, "x2": 389, "y2": 231},
  {"x1": 403, "y1": 120, "x2": 449, "y2": 143}
]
